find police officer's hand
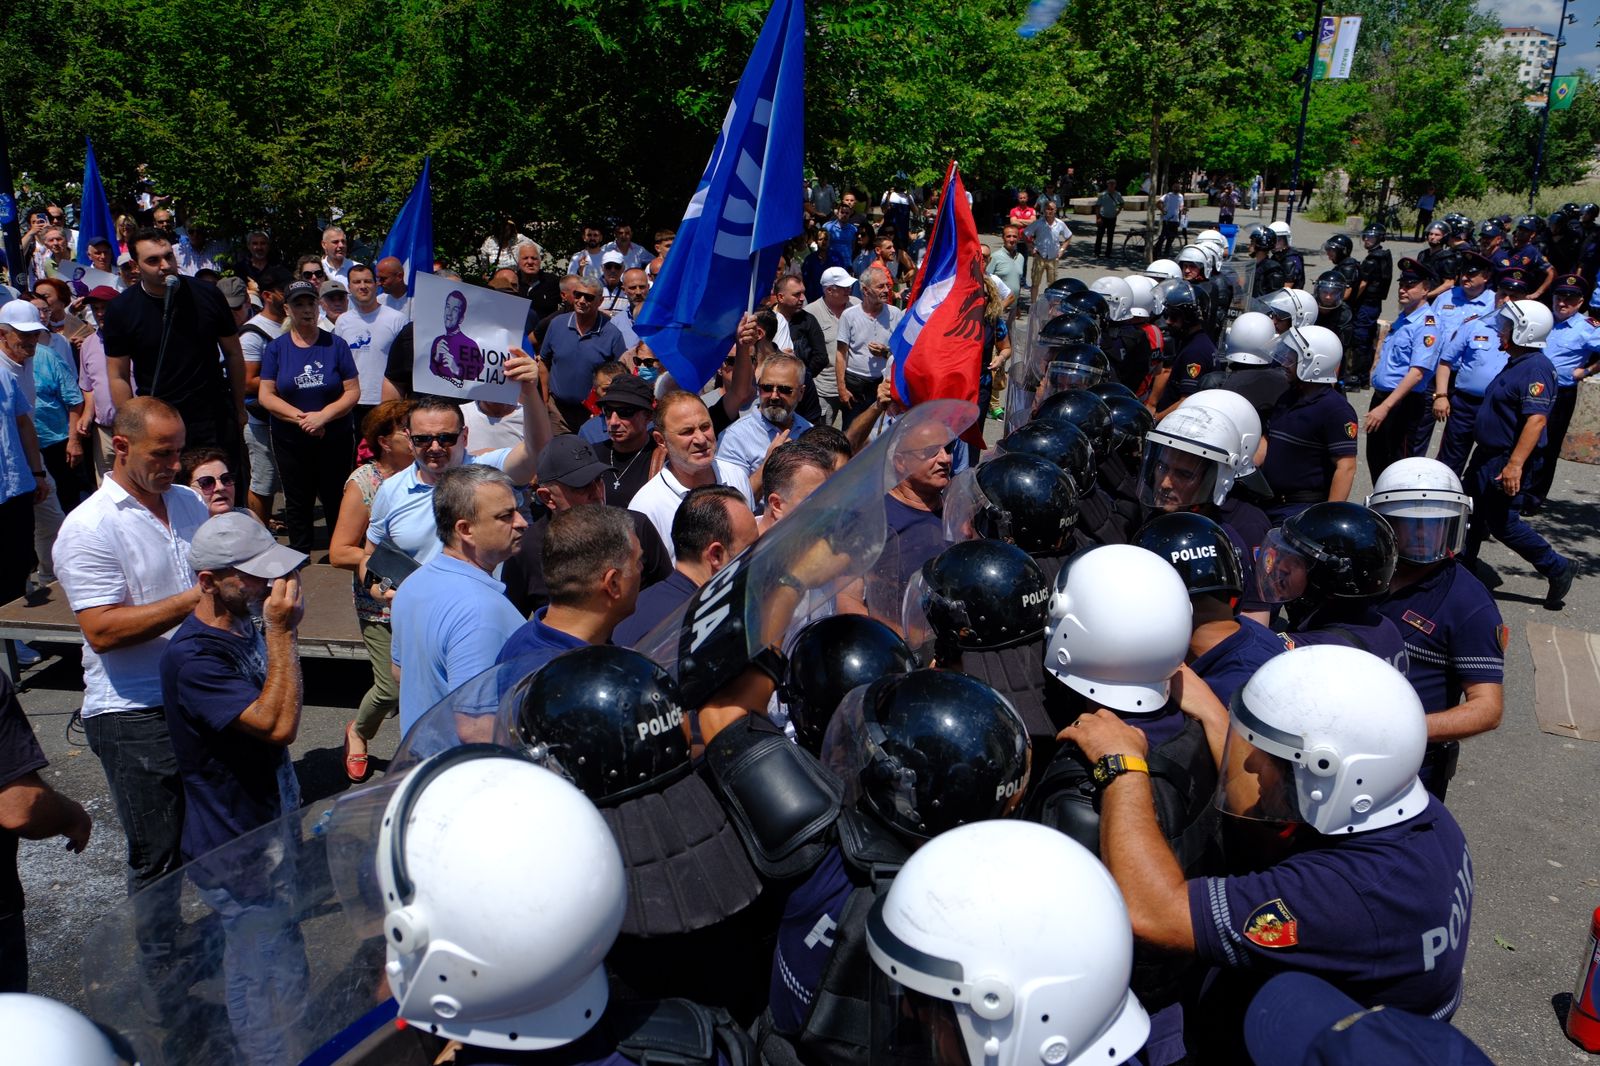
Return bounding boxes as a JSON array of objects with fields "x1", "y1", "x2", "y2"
[
  {"x1": 1170, "y1": 663, "x2": 1227, "y2": 727},
  {"x1": 1432, "y1": 394, "x2": 1450, "y2": 422},
  {"x1": 1059, "y1": 708, "x2": 1149, "y2": 763},
  {"x1": 1498, "y1": 461, "x2": 1523, "y2": 497},
  {"x1": 1363, "y1": 403, "x2": 1390, "y2": 433}
]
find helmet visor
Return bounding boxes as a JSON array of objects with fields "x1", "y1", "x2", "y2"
[
  {"x1": 1137, "y1": 442, "x2": 1220, "y2": 511},
  {"x1": 900, "y1": 570, "x2": 939, "y2": 665},
  {"x1": 941, "y1": 467, "x2": 994, "y2": 543},
  {"x1": 1314, "y1": 278, "x2": 1344, "y2": 308},
  {"x1": 1374, "y1": 512, "x2": 1466, "y2": 564},
  {"x1": 1046, "y1": 358, "x2": 1107, "y2": 393},
  {"x1": 1253, "y1": 526, "x2": 1317, "y2": 604},
  {"x1": 1215, "y1": 717, "x2": 1304, "y2": 824},
  {"x1": 868, "y1": 929, "x2": 984, "y2": 1066}
]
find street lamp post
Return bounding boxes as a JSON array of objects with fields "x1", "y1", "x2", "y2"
[
  {"x1": 1529, "y1": 0, "x2": 1574, "y2": 210},
  {"x1": 1285, "y1": 0, "x2": 1327, "y2": 227}
]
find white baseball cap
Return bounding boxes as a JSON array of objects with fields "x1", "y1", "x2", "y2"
[
  {"x1": 0, "y1": 301, "x2": 46, "y2": 333},
  {"x1": 601, "y1": 250, "x2": 626, "y2": 267},
  {"x1": 820, "y1": 266, "x2": 854, "y2": 289}
]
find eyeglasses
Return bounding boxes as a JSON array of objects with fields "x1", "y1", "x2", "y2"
[
  {"x1": 409, "y1": 432, "x2": 461, "y2": 448},
  {"x1": 193, "y1": 473, "x2": 236, "y2": 491},
  {"x1": 601, "y1": 405, "x2": 643, "y2": 419},
  {"x1": 47, "y1": 214, "x2": 65, "y2": 223},
  {"x1": 758, "y1": 381, "x2": 795, "y2": 396},
  {"x1": 570, "y1": 292, "x2": 599, "y2": 302},
  {"x1": 302, "y1": 270, "x2": 327, "y2": 280},
  {"x1": 634, "y1": 357, "x2": 659, "y2": 368}
]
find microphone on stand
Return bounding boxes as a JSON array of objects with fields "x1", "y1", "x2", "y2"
[{"x1": 151, "y1": 273, "x2": 179, "y2": 397}]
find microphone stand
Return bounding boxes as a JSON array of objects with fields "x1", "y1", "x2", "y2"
[{"x1": 149, "y1": 273, "x2": 179, "y2": 397}]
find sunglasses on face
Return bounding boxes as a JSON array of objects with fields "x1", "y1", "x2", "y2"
[
  {"x1": 47, "y1": 214, "x2": 65, "y2": 223},
  {"x1": 634, "y1": 357, "x2": 659, "y2": 368},
  {"x1": 571, "y1": 292, "x2": 599, "y2": 302},
  {"x1": 410, "y1": 432, "x2": 461, "y2": 448},
  {"x1": 193, "y1": 473, "x2": 236, "y2": 491},
  {"x1": 602, "y1": 405, "x2": 643, "y2": 419},
  {"x1": 758, "y1": 381, "x2": 795, "y2": 396},
  {"x1": 302, "y1": 270, "x2": 327, "y2": 280}
]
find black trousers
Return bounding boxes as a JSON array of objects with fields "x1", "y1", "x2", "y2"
[
  {"x1": 40, "y1": 439, "x2": 88, "y2": 514},
  {"x1": 271, "y1": 418, "x2": 354, "y2": 554},
  {"x1": 1366, "y1": 389, "x2": 1427, "y2": 485},
  {"x1": 0, "y1": 493, "x2": 34, "y2": 605}
]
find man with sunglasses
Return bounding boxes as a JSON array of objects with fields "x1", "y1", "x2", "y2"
[
  {"x1": 541, "y1": 277, "x2": 628, "y2": 434},
  {"x1": 589, "y1": 373, "x2": 656, "y2": 507},
  {"x1": 1363, "y1": 257, "x2": 1441, "y2": 483},
  {"x1": 716, "y1": 353, "x2": 811, "y2": 503},
  {"x1": 769, "y1": 274, "x2": 827, "y2": 423}
]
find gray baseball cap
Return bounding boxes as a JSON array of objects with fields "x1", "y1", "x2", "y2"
[{"x1": 190, "y1": 512, "x2": 307, "y2": 578}]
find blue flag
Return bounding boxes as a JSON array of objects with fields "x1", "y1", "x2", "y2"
[
  {"x1": 378, "y1": 158, "x2": 434, "y2": 297},
  {"x1": 634, "y1": 0, "x2": 805, "y2": 390},
  {"x1": 75, "y1": 138, "x2": 119, "y2": 268}
]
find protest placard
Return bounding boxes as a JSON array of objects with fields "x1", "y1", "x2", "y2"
[{"x1": 410, "y1": 272, "x2": 531, "y2": 403}]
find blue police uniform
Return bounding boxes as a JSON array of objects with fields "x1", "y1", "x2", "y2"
[
  {"x1": 1214, "y1": 498, "x2": 1272, "y2": 615},
  {"x1": 1374, "y1": 559, "x2": 1504, "y2": 798},
  {"x1": 1260, "y1": 386, "x2": 1359, "y2": 524},
  {"x1": 1190, "y1": 616, "x2": 1286, "y2": 707},
  {"x1": 1188, "y1": 797, "x2": 1472, "y2": 1019},
  {"x1": 769, "y1": 846, "x2": 854, "y2": 1035},
  {"x1": 1428, "y1": 286, "x2": 1496, "y2": 348},
  {"x1": 1507, "y1": 241, "x2": 1551, "y2": 276},
  {"x1": 1284, "y1": 602, "x2": 1409, "y2": 676},
  {"x1": 1529, "y1": 313, "x2": 1598, "y2": 505},
  {"x1": 1487, "y1": 246, "x2": 1512, "y2": 273},
  {"x1": 1158, "y1": 330, "x2": 1218, "y2": 410},
  {"x1": 1462, "y1": 349, "x2": 1568, "y2": 580},
  {"x1": 1368, "y1": 306, "x2": 1441, "y2": 482},
  {"x1": 1434, "y1": 317, "x2": 1508, "y2": 475}
]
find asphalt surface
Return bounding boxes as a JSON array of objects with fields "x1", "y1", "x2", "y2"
[{"x1": 11, "y1": 203, "x2": 1600, "y2": 1064}]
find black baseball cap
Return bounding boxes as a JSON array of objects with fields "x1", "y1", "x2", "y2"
[
  {"x1": 285, "y1": 279, "x2": 319, "y2": 303},
  {"x1": 601, "y1": 374, "x2": 656, "y2": 412},
  {"x1": 537, "y1": 434, "x2": 610, "y2": 487}
]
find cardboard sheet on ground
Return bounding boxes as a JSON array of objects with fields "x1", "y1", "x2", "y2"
[
  {"x1": 409, "y1": 271, "x2": 530, "y2": 403},
  {"x1": 1527, "y1": 622, "x2": 1600, "y2": 741}
]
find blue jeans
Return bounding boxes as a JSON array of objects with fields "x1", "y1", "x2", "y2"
[{"x1": 84, "y1": 708, "x2": 185, "y2": 895}]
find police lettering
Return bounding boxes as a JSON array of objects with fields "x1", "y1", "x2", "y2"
[
  {"x1": 1169, "y1": 545, "x2": 1218, "y2": 564},
  {"x1": 995, "y1": 778, "x2": 1023, "y2": 801},
  {"x1": 636, "y1": 706, "x2": 685, "y2": 741},
  {"x1": 686, "y1": 557, "x2": 745, "y2": 655},
  {"x1": 1021, "y1": 588, "x2": 1047, "y2": 608},
  {"x1": 1421, "y1": 849, "x2": 1474, "y2": 971}
]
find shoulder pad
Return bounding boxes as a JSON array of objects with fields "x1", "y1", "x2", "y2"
[
  {"x1": 1021, "y1": 748, "x2": 1102, "y2": 856},
  {"x1": 701, "y1": 716, "x2": 843, "y2": 881},
  {"x1": 613, "y1": 998, "x2": 756, "y2": 1066},
  {"x1": 836, "y1": 809, "x2": 911, "y2": 882}
]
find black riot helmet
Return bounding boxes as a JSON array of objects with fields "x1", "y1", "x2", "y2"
[
  {"x1": 999, "y1": 419, "x2": 1095, "y2": 498},
  {"x1": 1362, "y1": 223, "x2": 1387, "y2": 243},
  {"x1": 1313, "y1": 271, "x2": 1346, "y2": 310},
  {"x1": 1133, "y1": 510, "x2": 1243, "y2": 601},
  {"x1": 1101, "y1": 394, "x2": 1155, "y2": 461},
  {"x1": 1247, "y1": 224, "x2": 1275, "y2": 252},
  {"x1": 1061, "y1": 290, "x2": 1111, "y2": 328},
  {"x1": 1038, "y1": 309, "x2": 1101, "y2": 347},
  {"x1": 1449, "y1": 215, "x2": 1476, "y2": 241},
  {"x1": 1035, "y1": 389, "x2": 1114, "y2": 456},
  {"x1": 1157, "y1": 278, "x2": 1208, "y2": 328},
  {"x1": 1255, "y1": 502, "x2": 1398, "y2": 605},
  {"x1": 1038, "y1": 339, "x2": 1111, "y2": 391},
  {"x1": 970, "y1": 452, "x2": 1080, "y2": 553},
  {"x1": 910, "y1": 539, "x2": 1050, "y2": 657},
  {"x1": 1322, "y1": 233, "x2": 1354, "y2": 260},
  {"x1": 1044, "y1": 276, "x2": 1088, "y2": 298},
  {"x1": 821, "y1": 670, "x2": 1031, "y2": 841},
  {"x1": 515, "y1": 645, "x2": 690, "y2": 803},
  {"x1": 783, "y1": 616, "x2": 917, "y2": 756},
  {"x1": 1088, "y1": 380, "x2": 1138, "y2": 403}
]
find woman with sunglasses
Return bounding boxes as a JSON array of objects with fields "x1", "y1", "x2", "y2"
[
  {"x1": 177, "y1": 447, "x2": 242, "y2": 518},
  {"x1": 257, "y1": 279, "x2": 361, "y2": 553},
  {"x1": 329, "y1": 399, "x2": 415, "y2": 781}
]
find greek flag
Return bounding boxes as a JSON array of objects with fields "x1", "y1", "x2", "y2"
[
  {"x1": 634, "y1": 0, "x2": 805, "y2": 390},
  {"x1": 379, "y1": 158, "x2": 434, "y2": 297}
]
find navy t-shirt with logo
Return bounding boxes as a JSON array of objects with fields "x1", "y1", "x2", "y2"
[
  {"x1": 259, "y1": 329, "x2": 359, "y2": 415},
  {"x1": 1373, "y1": 560, "x2": 1504, "y2": 711},
  {"x1": 1261, "y1": 386, "x2": 1360, "y2": 498},
  {"x1": 1473, "y1": 351, "x2": 1558, "y2": 457},
  {"x1": 769, "y1": 846, "x2": 855, "y2": 1033},
  {"x1": 1190, "y1": 616, "x2": 1285, "y2": 708}
]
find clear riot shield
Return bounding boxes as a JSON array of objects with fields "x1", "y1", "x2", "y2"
[
  {"x1": 79, "y1": 769, "x2": 428, "y2": 1066},
  {"x1": 1004, "y1": 289, "x2": 1077, "y2": 435},
  {"x1": 1218, "y1": 260, "x2": 1255, "y2": 316}
]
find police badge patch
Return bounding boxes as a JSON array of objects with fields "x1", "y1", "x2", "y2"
[
  {"x1": 1423, "y1": 334, "x2": 1436, "y2": 347},
  {"x1": 1530, "y1": 382, "x2": 1546, "y2": 397},
  {"x1": 1187, "y1": 363, "x2": 1202, "y2": 379},
  {"x1": 1344, "y1": 421, "x2": 1358, "y2": 439},
  {"x1": 1243, "y1": 899, "x2": 1300, "y2": 948},
  {"x1": 1496, "y1": 624, "x2": 1510, "y2": 653}
]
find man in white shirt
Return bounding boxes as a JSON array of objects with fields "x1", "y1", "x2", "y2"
[
  {"x1": 238, "y1": 267, "x2": 291, "y2": 527},
  {"x1": 1157, "y1": 185, "x2": 1185, "y2": 258},
  {"x1": 835, "y1": 266, "x2": 903, "y2": 426},
  {"x1": 321, "y1": 226, "x2": 355, "y2": 282},
  {"x1": 1022, "y1": 199, "x2": 1071, "y2": 306},
  {"x1": 376, "y1": 256, "x2": 411, "y2": 318},
  {"x1": 53, "y1": 397, "x2": 210, "y2": 900},
  {"x1": 333, "y1": 263, "x2": 407, "y2": 417},
  {"x1": 629, "y1": 391, "x2": 752, "y2": 561},
  {"x1": 804, "y1": 266, "x2": 859, "y2": 426}
]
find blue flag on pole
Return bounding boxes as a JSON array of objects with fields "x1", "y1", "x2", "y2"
[
  {"x1": 633, "y1": 0, "x2": 804, "y2": 391},
  {"x1": 75, "y1": 138, "x2": 119, "y2": 268},
  {"x1": 378, "y1": 157, "x2": 434, "y2": 297}
]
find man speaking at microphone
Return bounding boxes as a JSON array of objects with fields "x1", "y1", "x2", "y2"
[{"x1": 101, "y1": 227, "x2": 248, "y2": 459}]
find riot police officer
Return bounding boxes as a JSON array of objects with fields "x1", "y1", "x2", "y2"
[
  {"x1": 1096, "y1": 390, "x2": 1156, "y2": 530},
  {"x1": 1416, "y1": 219, "x2": 1457, "y2": 298},
  {"x1": 781, "y1": 615, "x2": 917, "y2": 757},
  {"x1": 1093, "y1": 276, "x2": 1156, "y2": 392},
  {"x1": 1066, "y1": 645, "x2": 1473, "y2": 1060},
  {"x1": 1368, "y1": 458, "x2": 1505, "y2": 801},
  {"x1": 1348, "y1": 224, "x2": 1393, "y2": 390},
  {"x1": 757, "y1": 669, "x2": 1030, "y2": 1065},
  {"x1": 1321, "y1": 233, "x2": 1360, "y2": 309},
  {"x1": 1478, "y1": 220, "x2": 1510, "y2": 271},
  {"x1": 1150, "y1": 278, "x2": 1216, "y2": 417},
  {"x1": 1268, "y1": 220, "x2": 1304, "y2": 289},
  {"x1": 1246, "y1": 225, "x2": 1286, "y2": 298},
  {"x1": 1254, "y1": 502, "x2": 1408, "y2": 668},
  {"x1": 1260, "y1": 326, "x2": 1360, "y2": 524},
  {"x1": 1216, "y1": 311, "x2": 1290, "y2": 424},
  {"x1": 1311, "y1": 270, "x2": 1354, "y2": 354},
  {"x1": 945, "y1": 450, "x2": 1086, "y2": 576},
  {"x1": 1034, "y1": 389, "x2": 1130, "y2": 544},
  {"x1": 1133, "y1": 511, "x2": 1283, "y2": 707},
  {"x1": 1507, "y1": 215, "x2": 1556, "y2": 300}
]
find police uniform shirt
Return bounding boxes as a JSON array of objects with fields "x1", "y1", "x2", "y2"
[
  {"x1": 1214, "y1": 499, "x2": 1272, "y2": 615},
  {"x1": 1428, "y1": 286, "x2": 1496, "y2": 347},
  {"x1": 1260, "y1": 387, "x2": 1359, "y2": 499},
  {"x1": 769, "y1": 846, "x2": 855, "y2": 1033},
  {"x1": 1542, "y1": 315, "x2": 1599, "y2": 387},
  {"x1": 1357, "y1": 248, "x2": 1392, "y2": 306},
  {"x1": 1190, "y1": 616, "x2": 1285, "y2": 707},
  {"x1": 1187, "y1": 797, "x2": 1472, "y2": 1019},
  {"x1": 1373, "y1": 560, "x2": 1504, "y2": 711},
  {"x1": 1436, "y1": 323, "x2": 1506, "y2": 399},
  {"x1": 1158, "y1": 331, "x2": 1218, "y2": 409},
  {"x1": 1507, "y1": 241, "x2": 1551, "y2": 274},
  {"x1": 1284, "y1": 602, "x2": 1409, "y2": 675},
  {"x1": 1473, "y1": 351, "x2": 1558, "y2": 456},
  {"x1": 1371, "y1": 306, "x2": 1441, "y2": 392},
  {"x1": 1487, "y1": 247, "x2": 1512, "y2": 273}
]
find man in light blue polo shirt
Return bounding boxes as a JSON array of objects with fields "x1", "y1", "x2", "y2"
[
  {"x1": 364, "y1": 355, "x2": 549, "y2": 570},
  {"x1": 716, "y1": 352, "x2": 811, "y2": 502},
  {"x1": 541, "y1": 276, "x2": 628, "y2": 434},
  {"x1": 390, "y1": 465, "x2": 529, "y2": 734}
]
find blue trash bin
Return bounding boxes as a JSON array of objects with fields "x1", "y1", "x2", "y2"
[{"x1": 1218, "y1": 223, "x2": 1239, "y2": 256}]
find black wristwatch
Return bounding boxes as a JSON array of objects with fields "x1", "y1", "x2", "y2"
[{"x1": 1091, "y1": 754, "x2": 1150, "y2": 788}]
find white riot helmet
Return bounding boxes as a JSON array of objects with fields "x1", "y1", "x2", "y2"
[
  {"x1": 1124, "y1": 274, "x2": 1161, "y2": 317},
  {"x1": 1145, "y1": 258, "x2": 1182, "y2": 281},
  {"x1": 1179, "y1": 389, "x2": 1261, "y2": 476},
  {"x1": 1174, "y1": 246, "x2": 1209, "y2": 275},
  {"x1": 1366, "y1": 456, "x2": 1472, "y2": 564},
  {"x1": 377, "y1": 747, "x2": 627, "y2": 1050},
  {"x1": 1267, "y1": 220, "x2": 1292, "y2": 242},
  {"x1": 1222, "y1": 311, "x2": 1279, "y2": 365},
  {"x1": 1287, "y1": 288, "x2": 1318, "y2": 327},
  {"x1": 1193, "y1": 229, "x2": 1229, "y2": 253},
  {"x1": 1045, "y1": 544, "x2": 1193, "y2": 713},
  {"x1": 1090, "y1": 276, "x2": 1136, "y2": 322},
  {"x1": 1270, "y1": 325, "x2": 1344, "y2": 386},
  {"x1": 1140, "y1": 403, "x2": 1242, "y2": 510},
  {"x1": 0, "y1": 994, "x2": 120, "y2": 1065},
  {"x1": 1498, "y1": 299, "x2": 1553, "y2": 349},
  {"x1": 1219, "y1": 645, "x2": 1429, "y2": 836},
  {"x1": 1198, "y1": 243, "x2": 1223, "y2": 276},
  {"x1": 1262, "y1": 288, "x2": 1317, "y2": 329},
  {"x1": 867, "y1": 821, "x2": 1149, "y2": 1066}
]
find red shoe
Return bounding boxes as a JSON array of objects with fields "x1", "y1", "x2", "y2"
[{"x1": 344, "y1": 722, "x2": 372, "y2": 783}]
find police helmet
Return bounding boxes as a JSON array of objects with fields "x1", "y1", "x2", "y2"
[
  {"x1": 1062, "y1": 290, "x2": 1112, "y2": 327},
  {"x1": 1361, "y1": 224, "x2": 1386, "y2": 243},
  {"x1": 784, "y1": 616, "x2": 917, "y2": 756},
  {"x1": 1515, "y1": 214, "x2": 1539, "y2": 235},
  {"x1": 1089, "y1": 380, "x2": 1138, "y2": 403},
  {"x1": 1036, "y1": 387, "x2": 1114, "y2": 456},
  {"x1": 1040, "y1": 340, "x2": 1112, "y2": 392},
  {"x1": 1247, "y1": 224, "x2": 1275, "y2": 252},
  {"x1": 1174, "y1": 246, "x2": 1210, "y2": 275},
  {"x1": 910, "y1": 539, "x2": 1051, "y2": 656},
  {"x1": 1424, "y1": 220, "x2": 1449, "y2": 240},
  {"x1": 971, "y1": 452, "x2": 1080, "y2": 553},
  {"x1": 999, "y1": 419, "x2": 1096, "y2": 498},
  {"x1": 1254, "y1": 502, "x2": 1398, "y2": 605},
  {"x1": 1157, "y1": 278, "x2": 1208, "y2": 326},
  {"x1": 1365, "y1": 457, "x2": 1471, "y2": 565},
  {"x1": 1044, "y1": 276, "x2": 1089, "y2": 298},
  {"x1": 1133, "y1": 510, "x2": 1243, "y2": 600},
  {"x1": 822, "y1": 669, "x2": 1031, "y2": 840},
  {"x1": 1090, "y1": 277, "x2": 1136, "y2": 322},
  {"x1": 1101, "y1": 394, "x2": 1155, "y2": 460},
  {"x1": 515, "y1": 645, "x2": 690, "y2": 803},
  {"x1": 1583, "y1": 203, "x2": 1599, "y2": 222},
  {"x1": 1322, "y1": 233, "x2": 1353, "y2": 259},
  {"x1": 1313, "y1": 270, "x2": 1346, "y2": 310},
  {"x1": 1038, "y1": 309, "x2": 1102, "y2": 348},
  {"x1": 1449, "y1": 215, "x2": 1476, "y2": 241}
]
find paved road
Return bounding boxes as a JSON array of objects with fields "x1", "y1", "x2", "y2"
[{"x1": 12, "y1": 206, "x2": 1600, "y2": 1063}]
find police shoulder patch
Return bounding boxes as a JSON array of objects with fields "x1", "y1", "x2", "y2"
[
  {"x1": 1243, "y1": 898, "x2": 1300, "y2": 948},
  {"x1": 1344, "y1": 421, "x2": 1358, "y2": 439},
  {"x1": 1530, "y1": 382, "x2": 1546, "y2": 397},
  {"x1": 1186, "y1": 362, "x2": 1202, "y2": 379},
  {"x1": 1497, "y1": 624, "x2": 1510, "y2": 653}
]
